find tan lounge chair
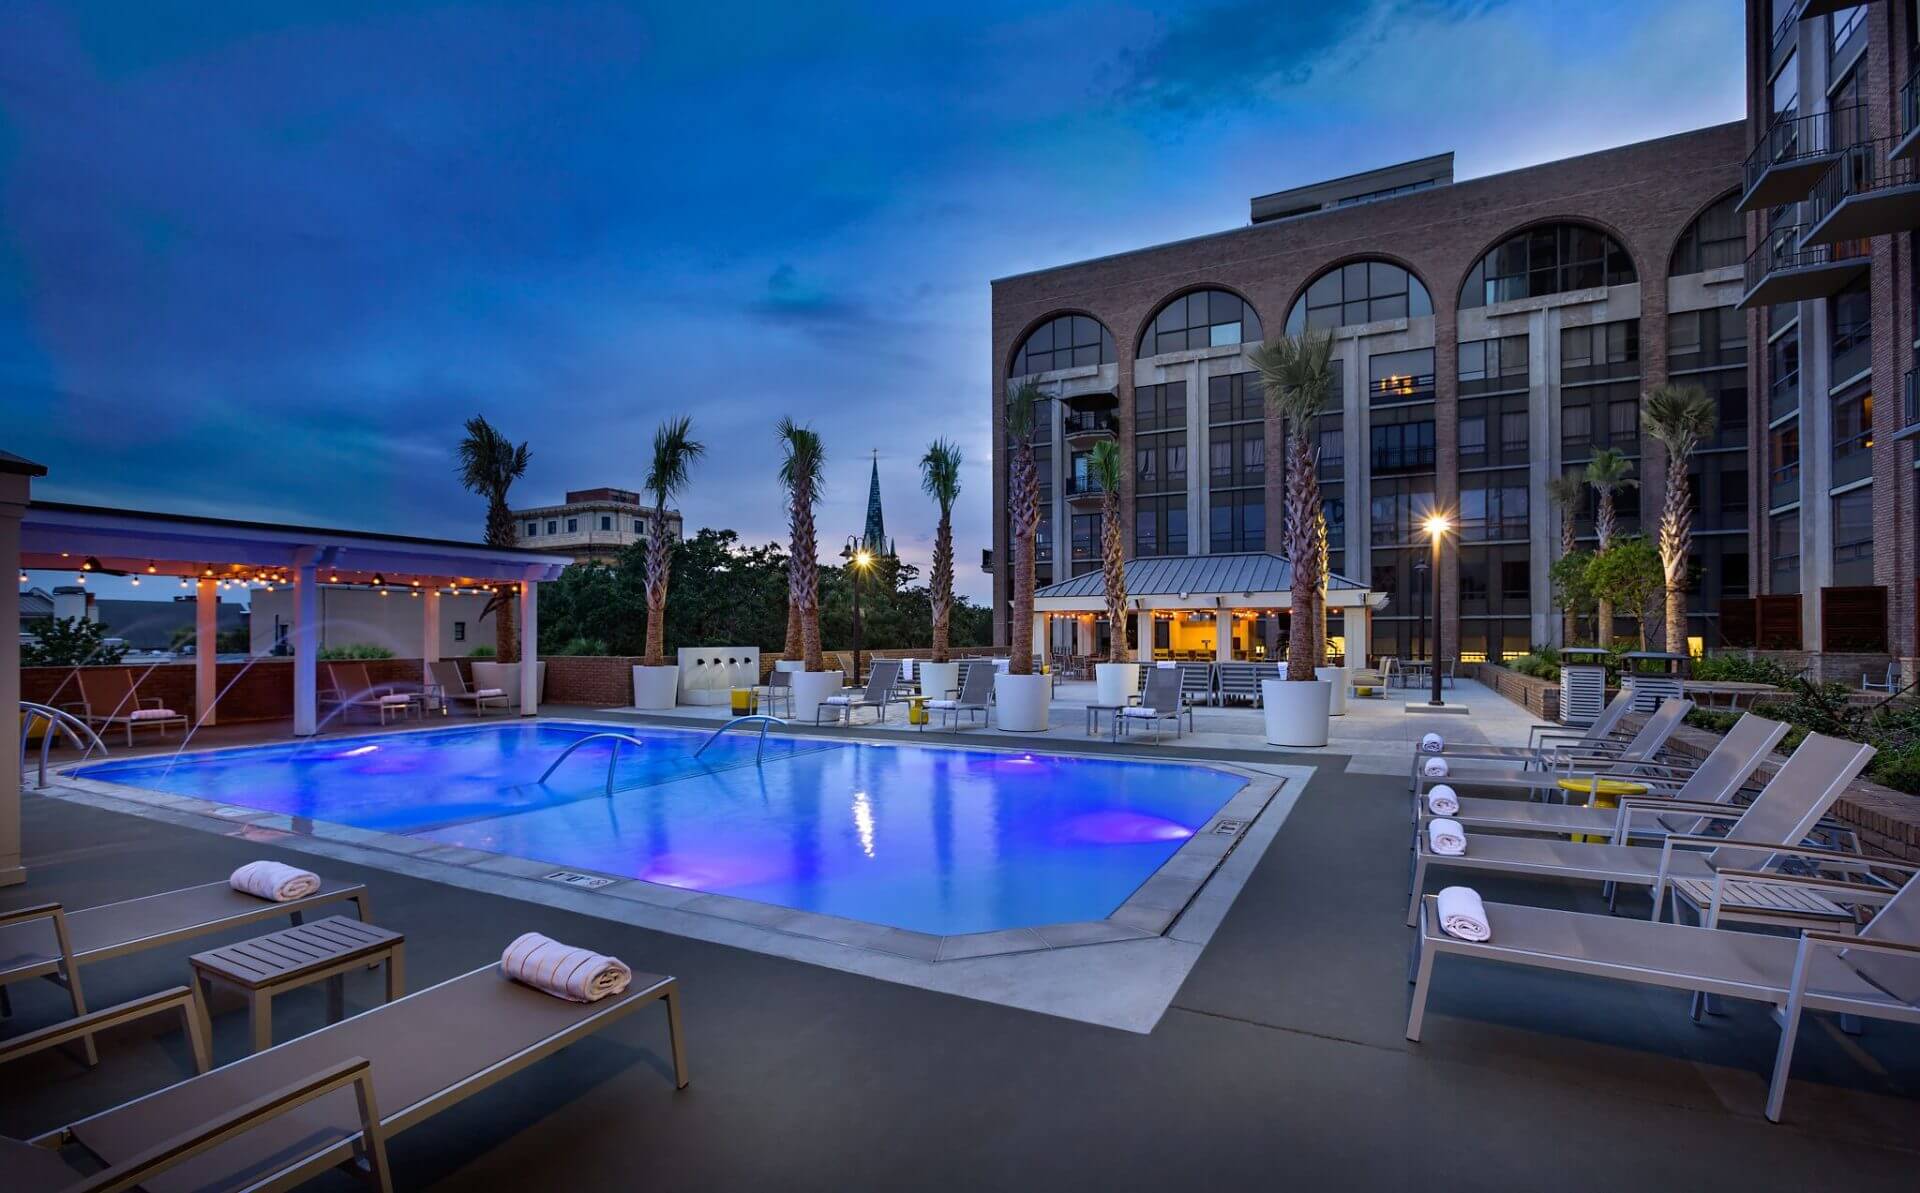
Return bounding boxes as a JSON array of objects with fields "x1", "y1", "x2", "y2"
[
  {"x1": 428, "y1": 660, "x2": 509, "y2": 717},
  {"x1": 321, "y1": 663, "x2": 417, "y2": 725},
  {"x1": 68, "y1": 668, "x2": 189, "y2": 746}
]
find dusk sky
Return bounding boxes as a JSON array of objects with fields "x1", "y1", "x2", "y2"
[{"x1": 2, "y1": 1, "x2": 1741, "y2": 601}]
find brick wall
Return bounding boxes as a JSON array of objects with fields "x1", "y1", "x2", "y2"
[
  {"x1": 23, "y1": 658, "x2": 437, "y2": 723},
  {"x1": 1476, "y1": 661, "x2": 1560, "y2": 722}
]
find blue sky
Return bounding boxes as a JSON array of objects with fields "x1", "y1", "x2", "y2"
[{"x1": 2, "y1": 1, "x2": 1741, "y2": 601}]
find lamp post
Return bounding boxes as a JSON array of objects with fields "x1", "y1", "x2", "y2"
[
  {"x1": 844, "y1": 537, "x2": 875, "y2": 681},
  {"x1": 1423, "y1": 513, "x2": 1451, "y2": 707}
]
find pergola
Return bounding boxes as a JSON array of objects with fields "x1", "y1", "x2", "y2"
[
  {"x1": 1, "y1": 454, "x2": 572, "y2": 886},
  {"x1": 1032, "y1": 552, "x2": 1386, "y2": 663}
]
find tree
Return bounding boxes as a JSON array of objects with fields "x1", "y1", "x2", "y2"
[
  {"x1": 22, "y1": 617, "x2": 127, "y2": 667},
  {"x1": 1584, "y1": 448, "x2": 1636, "y2": 646},
  {"x1": 1587, "y1": 535, "x2": 1663, "y2": 649},
  {"x1": 919, "y1": 439, "x2": 963, "y2": 663},
  {"x1": 1545, "y1": 474, "x2": 1585, "y2": 644},
  {"x1": 1548, "y1": 549, "x2": 1597, "y2": 641},
  {"x1": 1005, "y1": 379, "x2": 1045, "y2": 675},
  {"x1": 641, "y1": 416, "x2": 706, "y2": 667},
  {"x1": 1087, "y1": 438, "x2": 1129, "y2": 663},
  {"x1": 1643, "y1": 382, "x2": 1716, "y2": 654},
  {"x1": 456, "y1": 415, "x2": 531, "y2": 662},
  {"x1": 777, "y1": 418, "x2": 826, "y2": 671},
  {"x1": 1249, "y1": 330, "x2": 1334, "y2": 681}
]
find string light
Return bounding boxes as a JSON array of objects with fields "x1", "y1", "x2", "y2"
[
  {"x1": 130, "y1": 576, "x2": 140, "y2": 587},
  {"x1": 145, "y1": 562, "x2": 156, "y2": 574},
  {"x1": 179, "y1": 577, "x2": 189, "y2": 589},
  {"x1": 18, "y1": 570, "x2": 28, "y2": 584},
  {"x1": 76, "y1": 573, "x2": 86, "y2": 584}
]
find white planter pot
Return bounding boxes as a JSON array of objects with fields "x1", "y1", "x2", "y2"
[
  {"x1": 631, "y1": 665, "x2": 680, "y2": 711},
  {"x1": 789, "y1": 670, "x2": 845, "y2": 722},
  {"x1": 1316, "y1": 666, "x2": 1350, "y2": 716},
  {"x1": 1261, "y1": 678, "x2": 1331, "y2": 747},
  {"x1": 774, "y1": 659, "x2": 806, "y2": 673},
  {"x1": 1094, "y1": 662, "x2": 1140, "y2": 708},
  {"x1": 918, "y1": 661, "x2": 960, "y2": 702},
  {"x1": 994, "y1": 672, "x2": 1051, "y2": 732}
]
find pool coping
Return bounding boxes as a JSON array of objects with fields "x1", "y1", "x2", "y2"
[{"x1": 53, "y1": 716, "x2": 1285, "y2": 964}]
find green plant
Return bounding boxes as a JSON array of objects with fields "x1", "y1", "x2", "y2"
[
  {"x1": 1586, "y1": 536, "x2": 1662, "y2": 648},
  {"x1": 777, "y1": 416, "x2": 827, "y2": 672},
  {"x1": 318, "y1": 643, "x2": 396, "y2": 660},
  {"x1": 1507, "y1": 653, "x2": 1560, "y2": 681},
  {"x1": 1643, "y1": 382, "x2": 1716, "y2": 653},
  {"x1": 21, "y1": 617, "x2": 127, "y2": 667},
  {"x1": 1249, "y1": 329, "x2": 1334, "y2": 681},
  {"x1": 1690, "y1": 654, "x2": 1799, "y2": 687},
  {"x1": 642, "y1": 415, "x2": 706, "y2": 669},
  {"x1": 920, "y1": 438, "x2": 963, "y2": 664},
  {"x1": 1087, "y1": 438, "x2": 1129, "y2": 663},
  {"x1": 1584, "y1": 448, "x2": 1636, "y2": 644},
  {"x1": 1004, "y1": 380, "x2": 1045, "y2": 677},
  {"x1": 457, "y1": 414, "x2": 531, "y2": 662},
  {"x1": 546, "y1": 636, "x2": 610, "y2": 657},
  {"x1": 467, "y1": 644, "x2": 497, "y2": 658},
  {"x1": 1548, "y1": 549, "x2": 1596, "y2": 637},
  {"x1": 1685, "y1": 707, "x2": 1742, "y2": 735},
  {"x1": 1544, "y1": 474, "x2": 1584, "y2": 644}
]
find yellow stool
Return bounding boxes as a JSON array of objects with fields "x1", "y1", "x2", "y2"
[
  {"x1": 906, "y1": 695, "x2": 929, "y2": 726},
  {"x1": 1556, "y1": 776, "x2": 1648, "y2": 843},
  {"x1": 730, "y1": 688, "x2": 758, "y2": 715}
]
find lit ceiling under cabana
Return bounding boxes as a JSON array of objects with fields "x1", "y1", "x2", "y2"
[{"x1": 1033, "y1": 552, "x2": 1384, "y2": 615}]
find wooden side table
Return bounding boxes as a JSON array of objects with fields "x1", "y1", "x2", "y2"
[{"x1": 190, "y1": 915, "x2": 405, "y2": 1055}]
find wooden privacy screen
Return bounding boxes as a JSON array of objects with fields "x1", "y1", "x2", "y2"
[
  {"x1": 1821, "y1": 585, "x2": 1888, "y2": 653},
  {"x1": 1756, "y1": 594, "x2": 1803, "y2": 650},
  {"x1": 1719, "y1": 598, "x2": 1756, "y2": 648}
]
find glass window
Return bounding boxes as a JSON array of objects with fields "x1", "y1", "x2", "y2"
[
  {"x1": 1500, "y1": 411, "x2": 1529, "y2": 455},
  {"x1": 1832, "y1": 5, "x2": 1866, "y2": 53},
  {"x1": 1670, "y1": 193, "x2": 1744, "y2": 275},
  {"x1": 634, "y1": 519, "x2": 644, "y2": 533},
  {"x1": 525, "y1": 521, "x2": 538, "y2": 537},
  {"x1": 546, "y1": 520, "x2": 557, "y2": 534},
  {"x1": 1832, "y1": 487, "x2": 1873, "y2": 583},
  {"x1": 1561, "y1": 320, "x2": 1640, "y2": 380},
  {"x1": 1138, "y1": 290, "x2": 1263, "y2": 358},
  {"x1": 453, "y1": 621, "x2": 466, "y2": 642},
  {"x1": 1769, "y1": 510, "x2": 1801, "y2": 593},
  {"x1": 566, "y1": 518, "x2": 578, "y2": 533},
  {"x1": 1012, "y1": 313, "x2": 1116, "y2": 377},
  {"x1": 1458, "y1": 416, "x2": 1486, "y2": 460},
  {"x1": 1461, "y1": 223, "x2": 1636, "y2": 308},
  {"x1": 1458, "y1": 335, "x2": 1529, "y2": 394},
  {"x1": 1830, "y1": 275, "x2": 1871, "y2": 383},
  {"x1": 1370, "y1": 421, "x2": 1436, "y2": 473},
  {"x1": 1316, "y1": 428, "x2": 1344, "y2": 469},
  {"x1": 1285, "y1": 260, "x2": 1432, "y2": 333},
  {"x1": 600, "y1": 515, "x2": 612, "y2": 531},
  {"x1": 1209, "y1": 490, "x2": 1264, "y2": 552},
  {"x1": 1207, "y1": 373, "x2": 1263, "y2": 423},
  {"x1": 1772, "y1": 50, "x2": 1798, "y2": 120},
  {"x1": 1369, "y1": 348, "x2": 1436, "y2": 404}
]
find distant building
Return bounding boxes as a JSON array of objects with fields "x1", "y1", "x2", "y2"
[
  {"x1": 18, "y1": 586, "x2": 246, "y2": 651},
  {"x1": 510, "y1": 487, "x2": 682, "y2": 563},
  {"x1": 249, "y1": 586, "x2": 495, "y2": 657}
]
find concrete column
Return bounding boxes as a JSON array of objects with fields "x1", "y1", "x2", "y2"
[
  {"x1": 0, "y1": 466, "x2": 32, "y2": 887},
  {"x1": 518, "y1": 571, "x2": 540, "y2": 715},
  {"x1": 1214, "y1": 611, "x2": 1233, "y2": 663},
  {"x1": 195, "y1": 578, "x2": 218, "y2": 727},
  {"x1": 1135, "y1": 610, "x2": 1152, "y2": 662},
  {"x1": 421, "y1": 587, "x2": 442, "y2": 690},
  {"x1": 291, "y1": 552, "x2": 318, "y2": 736}
]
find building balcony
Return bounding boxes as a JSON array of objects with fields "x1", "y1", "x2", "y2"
[
  {"x1": 1896, "y1": 63, "x2": 1920, "y2": 162},
  {"x1": 1799, "y1": 0, "x2": 1863, "y2": 15},
  {"x1": 1368, "y1": 373, "x2": 1434, "y2": 405},
  {"x1": 1769, "y1": 0, "x2": 1800, "y2": 50},
  {"x1": 1897, "y1": 368, "x2": 1920, "y2": 441},
  {"x1": 1832, "y1": 434, "x2": 1874, "y2": 488},
  {"x1": 1801, "y1": 136, "x2": 1920, "y2": 246},
  {"x1": 1738, "y1": 223, "x2": 1868, "y2": 309},
  {"x1": 1739, "y1": 106, "x2": 1861, "y2": 212},
  {"x1": 1062, "y1": 410, "x2": 1118, "y2": 445},
  {"x1": 1062, "y1": 475, "x2": 1108, "y2": 505}
]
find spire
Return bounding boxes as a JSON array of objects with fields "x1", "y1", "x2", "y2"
[{"x1": 862, "y1": 450, "x2": 890, "y2": 555}]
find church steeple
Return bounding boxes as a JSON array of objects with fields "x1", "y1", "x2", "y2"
[{"x1": 861, "y1": 450, "x2": 891, "y2": 556}]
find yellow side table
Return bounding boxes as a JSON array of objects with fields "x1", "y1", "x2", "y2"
[
  {"x1": 730, "y1": 688, "x2": 758, "y2": 715},
  {"x1": 906, "y1": 695, "x2": 929, "y2": 726},
  {"x1": 1556, "y1": 776, "x2": 1648, "y2": 843}
]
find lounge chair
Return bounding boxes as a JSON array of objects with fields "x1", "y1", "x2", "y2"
[
  {"x1": 1489, "y1": 688, "x2": 1638, "y2": 759},
  {"x1": 1863, "y1": 662, "x2": 1898, "y2": 693},
  {"x1": 68, "y1": 668, "x2": 189, "y2": 747},
  {"x1": 816, "y1": 659, "x2": 902, "y2": 725},
  {"x1": 1406, "y1": 732, "x2": 1877, "y2": 926},
  {"x1": 753, "y1": 668, "x2": 795, "y2": 718},
  {"x1": 322, "y1": 663, "x2": 417, "y2": 725},
  {"x1": 926, "y1": 661, "x2": 994, "y2": 730},
  {"x1": 1411, "y1": 698, "x2": 1697, "y2": 796},
  {"x1": 1424, "y1": 713, "x2": 1789, "y2": 840},
  {"x1": 1407, "y1": 864, "x2": 1920, "y2": 1122},
  {"x1": 428, "y1": 660, "x2": 509, "y2": 717},
  {"x1": 10, "y1": 960, "x2": 688, "y2": 1190},
  {"x1": 0, "y1": 878, "x2": 368, "y2": 1064},
  {"x1": 1115, "y1": 667, "x2": 1184, "y2": 742}
]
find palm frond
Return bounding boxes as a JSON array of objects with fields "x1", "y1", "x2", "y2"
[
  {"x1": 1005, "y1": 379, "x2": 1046, "y2": 441},
  {"x1": 1585, "y1": 447, "x2": 1636, "y2": 492},
  {"x1": 1248, "y1": 330, "x2": 1335, "y2": 431},
  {"x1": 1642, "y1": 382, "x2": 1717, "y2": 453},
  {"x1": 1545, "y1": 475, "x2": 1585, "y2": 508},
  {"x1": 646, "y1": 415, "x2": 706, "y2": 510},
  {"x1": 776, "y1": 417, "x2": 826, "y2": 498},
  {"x1": 455, "y1": 414, "x2": 531, "y2": 495},
  {"x1": 1086, "y1": 438, "x2": 1124, "y2": 493},
  {"x1": 919, "y1": 439, "x2": 963, "y2": 509}
]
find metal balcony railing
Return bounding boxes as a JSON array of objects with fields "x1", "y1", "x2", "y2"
[
  {"x1": 1741, "y1": 105, "x2": 1862, "y2": 211},
  {"x1": 1898, "y1": 62, "x2": 1920, "y2": 160},
  {"x1": 1803, "y1": 136, "x2": 1920, "y2": 245},
  {"x1": 1898, "y1": 368, "x2": 1920, "y2": 440},
  {"x1": 1062, "y1": 410, "x2": 1118, "y2": 439},
  {"x1": 1062, "y1": 474, "x2": 1107, "y2": 499},
  {"x1": 1368, "y1": 373, "x2": 1435, "y2": 405},
  {"x1": 1740, "y1": 222, "x2": 1870, "y2": 308}
]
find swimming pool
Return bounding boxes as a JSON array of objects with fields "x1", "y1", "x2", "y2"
[{"x1": 74, "y1": 722, "x2": 1248, "y2": 937}]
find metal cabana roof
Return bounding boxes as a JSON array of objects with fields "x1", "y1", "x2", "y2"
[{"x1": 1034, "y1": 552, "x2": 1381, "y2": 612}]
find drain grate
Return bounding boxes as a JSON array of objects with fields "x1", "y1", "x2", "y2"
[
  {"x1": 542, "y1": 870, "x2": 618, "y2": 889},
  {"x1": 1211, "y1": 819, "x2": 1246, "y2": 836}
]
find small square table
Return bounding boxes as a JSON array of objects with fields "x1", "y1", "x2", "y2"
[
  {"x1": 1086, "y1": 703, "x2": 1128, "y2": 737},
  {"x1": 190, "y1": 915, "x2": 405, "y2": 1055}
]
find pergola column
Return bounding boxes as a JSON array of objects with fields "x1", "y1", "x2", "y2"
[
  {"x1": 518, "y1": 569, "x2": 539, "y2": 715},
  {"x1": 421, "y1": 586, "x2": 442, "y2": 692},
  {"x1": 1214, "y1": 611, "x2": 1233, "y2": 663},
  {"x1": 1135, "y1": 609, "x2": 1152, "y2": 663},
  {"x1": 195, "y1": 577, "x2": 218, "y2": 726},
  {"x1": 0, "y1": 458, "x2": 38, "y2": 888},
  {"x1": 291, "y1": 549, "x2": 319, "y2": 736}
]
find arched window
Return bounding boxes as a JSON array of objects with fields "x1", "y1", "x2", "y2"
[
  {"x1": 1137, "y1": 289, "x2": 1262, "y2": 358},
  {"x1": 1011, "y1": 314, "x2": 1115, "y2": 377},
  {"x1": 1459, "y1": 223, "x2": 1635, "y2": 309},
  {"x1": 1286, "y1": 260, "x2": 1431, "y2": 334},
  {"x1": 1670, "y1": 192, "x2": 1743, "y2": 276}
]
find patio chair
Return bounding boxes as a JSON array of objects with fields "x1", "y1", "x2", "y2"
[
  {"x1": 1411, "y1": 689, "x2": 1640, "y2": 784},
  {"x1": 754, "y1": 668, "x2": 795, "y2": 718},
  {"x1": 1410, "y1": 698, "x2": 1697, "y2": 796},
  {"x1": 1406, "y1": 731, "x2": 1877, "y2": 926},
  {"x1": 1407, "y1": 864, "x2": 1920, "y2": 1122},
  {"x1": 68, "y1": 668, "x2": 189, "y2": 746},
  {"x1": 1863, "y1": 662, "x2": 1898, "y2": 693},
  {"x1": 0, "y1": 878, "x2": 369, "y2": 1064},
  {"x1": 1115, "y1": 667, "x2": 1185, "y2": 742},
  {"x1": 927, "y1": 660, "x2": 994, "y2": 729},
  {"x1": 9, "y1": 960, "x2": 688, "y2": 1191},
  {"x1": 816, "y1": 659, "x2": 902, "y2": 725},
  {"x1": 428, "y1": 660, "x2": 509, "y2": 717},
  {"x1": 323, "y1": 663, "x2": 417, "y2": 725}
]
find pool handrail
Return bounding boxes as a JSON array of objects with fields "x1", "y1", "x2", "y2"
[
  {"x1": 19, "y1": 701, "x2": 108, "y2": 789},
  {"x1": 694, "y1": 715, "x2": 789, "y2": 766},
  {"x1": 537, "y1": 731, "x2": 650, "y2": 797}
]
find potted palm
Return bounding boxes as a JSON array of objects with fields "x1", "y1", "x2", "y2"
[
  {"x1": 1249, "y1": 331, "x2": 1334, "y2": 747},
  {"x1": 996, "y1": 380, "x2": 1051, "y2": 731},
  {"x1": 1585, "y1": 447, "x2": 1636, "y2": 646},
  {"x1": 1545, "y1": 474, "x2": 1584, "y2": 644},
  {"x1": 1644, "y1": 382, "x2": 1715, "y2": 656},
  {"x1": 631, "y1": 417, "x2": 704, "y2": 709},
  {"x1": 778, "y1": 418, "x2": 841, "y2": 719},
  {"x1": 918, "y1": 439, "x2": 964, "y2": 704},
  {"x1": 1086, "y1": 438, "x2": 1138, "y2": 707},
  {"x1": 457, "y1": 414, "x2": 539, "y2": 704}
]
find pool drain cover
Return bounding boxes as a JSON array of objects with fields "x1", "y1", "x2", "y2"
[
  {"x1": 1212, "y1": 819, "x2": 1245, "y2": 836},
  {"x1": 543, "y1": 870, "x2": 618, "y2": 889}
]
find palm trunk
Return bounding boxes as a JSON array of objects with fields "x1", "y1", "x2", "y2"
[
  {"x1": 930, "y1": 510, "x2": 953, "y2": 663},
  {"x1": 1560, "y1": 517, "x2": 1578, "y2": 644},
  {"x1": 1660, "y1": 453, "x2": 1693, "y2": 655},
  {"x1": 791, "y1": 487, "x2": 823, "y2": 672},
  {"x1": 1594, "y1": 493, "x2": 1616, "y2": 647},
  {"x1": 1310, "y1": 508, "x2": 1329, "y2": 667},
  {"x1": 1285, "y1": 433, "x2": 1320, "y2": 681},
  {"x1": 494, "y1": 589, "x2": 519, "y2": 663},
  {"x1": 784, "y1": 597, "x2": 802, "y2": 660},
  {"x1": 643, "y1": 500, "x2": 670, "y2": 667},
  {"x1": 1100, "y1": 488, "x2": 1128, "y2": 663},
  {"x1": 1009, "y1": 442, "x2": 1039, "y2": 676}
]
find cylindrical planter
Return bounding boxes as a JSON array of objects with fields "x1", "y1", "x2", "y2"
[
  {"x1": 631, "y1": 665, "x2": 679, "y2": 711},
  {"x1": 774, "y1": 659, "x2": 806, "y2": 673},
  {"x1": 994, "y1": 672, "x2": 1051, "y2": 732},
  {"x1": 919, "y1": 661, "x2": 960, "y2": 702},
  {"x1": 1316, "y1": 666, "x2": 1349, "y2": 716},
  {"x1": 1261, "y1": 678, "x2": 1331, "y2": 747},
  {"x1": 1094, "y1": 662, "x2": 1140, "y2": 707},
  {"x1": 789, "y1": 670, "x2": 845, "y2": 722}
]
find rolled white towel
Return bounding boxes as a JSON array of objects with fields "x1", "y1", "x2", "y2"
[
  {"x1": 1426, "y1": 784, "x2": 1459, "y2": 817},
  {"x1": 1420, "y1": 732, "x2": 1445, "y2": 753},
  {"x1": 1427, "y1": 818, "x2": 1467, "y2": 856},
  {"x1": 230, "y1": 860, "x2": 321, "y2": 902},
  {"x1": 128, "y1": 707, "x2": 180, "y2": 721},
  {"x1": 474, "y1": 687, "x2": 507, "y2": 698},
  {"x1": 501, "y1": 932, "x2": 633, "y2": 1003},
  {"x1": 1423, "y1": 756, "x2": 1450, "y2": 779},
  {"x1": 1436, "y1": 886, "x2": 1491, "y2": 941}
]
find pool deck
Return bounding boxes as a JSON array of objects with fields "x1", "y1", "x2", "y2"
[{"x1": 6, "y1": 694, "x2": 1920, "y2": 1189}]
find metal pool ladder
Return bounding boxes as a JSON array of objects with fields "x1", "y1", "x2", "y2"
[
  {"x1": 538, "y1": 732, "x2": 649, "y2": 798},
  {"x1": 18, "y1": 701, "x2": 108, "y2": 789},
  {"x1": 693, "y1": 714, "x2": 788, "y2": 766}
]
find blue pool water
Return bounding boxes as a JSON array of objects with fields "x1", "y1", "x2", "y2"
[{"x1": 74, "y1": 722, "x2": 1246, "y2": 936}]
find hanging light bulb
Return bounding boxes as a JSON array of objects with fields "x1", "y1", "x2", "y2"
[
  {"x1": 329, "y1": 572, "x2": 340, "y2": 583},
  {"x1": 145, "y1": 562, "x2": 157, "y2": 574},
  {"x1": 80, "y1": 559, "x2": 92, "y2": 571},
  {"x1": 130, "y1": 576, "x2": 140, "y2": 587},
  {"x1": 371, "y1": 573, "x2": 384, "y2": 587},
  {"x1": 76, "y1": 573, "x2": 86, "y2": 584},
  {"x1": 19, "y1": 569, "x2": 29, "y2": 584},
  {"x1": 179, "y1": 577, "x2": 189, "y2": 589}
]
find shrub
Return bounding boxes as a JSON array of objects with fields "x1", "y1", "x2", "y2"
[
  {"x1": 22, "y1": 617, "x2": 128, "y2": 667},
  {"x1": 1690, "y1": 654, "x2": 1799, "y2": 687},
  {"x1": 317, "y1": 643, "x2": 396, "y2": 660},
  {"x1": 468, "y1": 644, "x2": 497, "y2": 658},
  {"x1": 547, "y1": 637, "x2": 610, "y2": 657},
  {"x1": 1507, "y1": 653, "x2": 1560, "y2": 682}
]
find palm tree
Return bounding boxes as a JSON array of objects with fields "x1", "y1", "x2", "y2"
[
  {"x1": 777, "y1": 418, "x2": 826, "y2": 671},
  {"x1": 1087, "y1": 439, "x2": 1129, "y2": 662},
  {"x1": 1643, "y1": 382, "x2": 1716, "y2": 654},
  {"x1": 1005, "y1": 380, "x2": 1045, "y2": 676},
  {"x1": 1249, "y1": 330, "x2": 1334, "y2": 682},
  {"x1": 919, "y1": 439, "x2": 964, "y2": 664},
  {"x1": 1585, "y1": 447, "x2": 1637, "y2": 646},
  {"x1": 641, "y1": 417, "x2": 705, "y2": 668},
  {"x1": 456, "y1": 415, "x2": 531, "y2": 661},
  {"x1": 1545, "y1": 473, "x2": 1585, "y2": 643}
]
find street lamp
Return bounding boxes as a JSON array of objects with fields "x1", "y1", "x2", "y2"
[
  {"x1": 844, "y1": 538, "x2": 876, "y2": 681},
  {"x1": 1423, "y1": 513, "x2": 1451, "y2": 708}
]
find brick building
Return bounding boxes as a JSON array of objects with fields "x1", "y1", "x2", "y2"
[
  {"x1": 511, "y1": 487, "x2": 682, "y2": 564},
  {"x1": 989, "y1": 121, "x2": 1748, "y2": 664}
]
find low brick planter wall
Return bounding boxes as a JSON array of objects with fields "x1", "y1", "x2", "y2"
[
  {"x1": 23, "y1": 658, "x2": 438, "y2": 724},
  {"x1": 1476, "y1": 662, "x2": 1559, "y2": 723}
]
